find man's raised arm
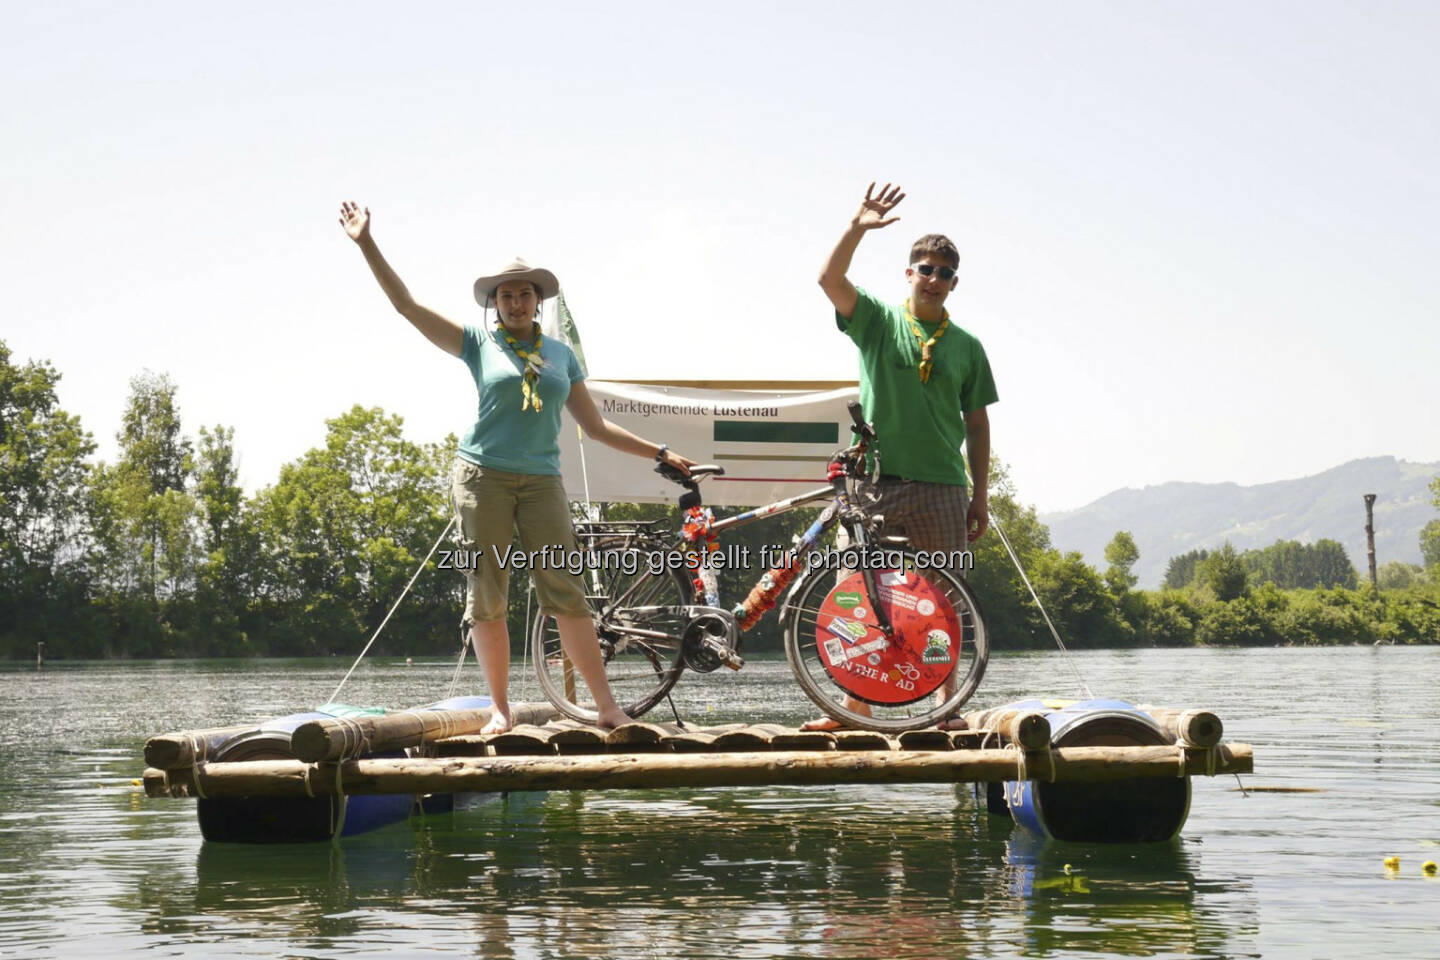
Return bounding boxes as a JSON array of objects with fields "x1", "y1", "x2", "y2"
[{"x1": 818, "y1": 182, "x2": 905, "y2": 320}]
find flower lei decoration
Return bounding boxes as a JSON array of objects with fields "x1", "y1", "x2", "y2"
[
  {"x1": 903, "y1": 300, "x2": 949, "y2": 384},
  {"x1": 496, "y1": 320, "x2": 547, "y2": 412}
]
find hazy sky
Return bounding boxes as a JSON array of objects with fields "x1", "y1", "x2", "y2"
[{"x1": 6, "y1": 1, "x2": 1437, "y2": 512}]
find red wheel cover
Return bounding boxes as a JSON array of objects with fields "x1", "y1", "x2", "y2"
[{"x1": 813, "y1": 569, "x2": 961, "y2": 705}]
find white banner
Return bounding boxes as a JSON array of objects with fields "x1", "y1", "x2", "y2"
[{"x1": 560, "y1": 380, "x2": 860, "y2": 506}]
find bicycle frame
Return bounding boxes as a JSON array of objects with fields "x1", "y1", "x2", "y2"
[{"x1": 594, "y1": 435, "x2": 896, "y2": 647}]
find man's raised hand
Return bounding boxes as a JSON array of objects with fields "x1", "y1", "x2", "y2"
[
  {"x1": 852, "y1": 182, "x2": 905, "y2": 231},
  {"x1": 339, "y1": 201, "x2": 371, "y2": 242}
]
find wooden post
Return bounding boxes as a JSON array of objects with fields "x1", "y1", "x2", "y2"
[
  {"x1": 1136, "y1": 706, "x2": 1223, "y2": 747},
  {"x1": 961, "y1": 708, "x2": 1052, "y2": 751},
  {"x1": 289, "y1": 702, "x2": 559, "y2": 762},
  {"x1": 142, "y1": 742, "x2": 1254, "y2": 799},
  {"x1": 144, "y1": 724, "x2": 260, "y2": 769},
  {"x1": 1363, "y1": 494, "x2": 1378, "y2": 590},
  {"x1": 36, "y1": 641, "x2": 44, "y2": 672}
]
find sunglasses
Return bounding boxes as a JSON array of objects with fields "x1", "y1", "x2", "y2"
[{"x1": 912, "y1": 263, "x2": 957, "y2": 281}]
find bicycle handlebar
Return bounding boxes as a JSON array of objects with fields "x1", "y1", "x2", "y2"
[
  {"x1": 847, "y1": 400, "x2": 875, "y2": 440},
  {"x1": 655, "y1": 462, "x2": 725, "y2": 486}
]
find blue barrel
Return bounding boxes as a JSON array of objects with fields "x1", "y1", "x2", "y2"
[
  {"x1": 194, "y1": 699, "x2": 494, "y2": 843},
  {"x1": 998, "y1": 698, "x2": 1191, "y2": 843}
]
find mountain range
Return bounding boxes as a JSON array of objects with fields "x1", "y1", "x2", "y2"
[{"x1": 1039, "y1": 456, "x2": 1439, "y2": 588}]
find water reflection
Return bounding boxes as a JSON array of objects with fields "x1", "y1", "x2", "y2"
[{"x1": 178, "y1": 785, "x2": 1248, "y2": 958}]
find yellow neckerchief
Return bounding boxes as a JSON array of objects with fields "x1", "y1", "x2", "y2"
[
  {"x1": 903, "y1": 300, "x2": 950, "y2": 383},
  {"x1": 496, "y1": 320, "x2": 546, "y2": 412}
]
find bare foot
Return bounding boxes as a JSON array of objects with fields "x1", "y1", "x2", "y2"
[
  {"x1": 595, "y1": 706, "x2": 633, "y2": 730},
  {"x1": 935, "y1": 716, "x2": 969, "y2": 731},
  {"x1": 799, "y1": 716, "x2": 845, "y2": 732},
  {"x1": 481, "y1": 710, "x2": 513, "y2": 735}
]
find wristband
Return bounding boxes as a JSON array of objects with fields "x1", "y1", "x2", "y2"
[{"x1": 655, "y1": 443, "x2": 668, "y2": 463}]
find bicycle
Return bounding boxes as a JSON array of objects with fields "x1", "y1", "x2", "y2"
[{"x1": 529, "y1": 403, "x2": 990, "y2": 732}]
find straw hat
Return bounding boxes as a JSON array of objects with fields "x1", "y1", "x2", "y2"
[{"x1": 472, "y1": 257, "x2": 560, "y2": 306}]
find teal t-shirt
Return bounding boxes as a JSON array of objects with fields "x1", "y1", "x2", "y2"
[
  {"x1": 838, "y1": 287, "x2": 998, "y2": 486},
  {"x1": 457, "y1": 325, "x2": 585, "y2": 475}
]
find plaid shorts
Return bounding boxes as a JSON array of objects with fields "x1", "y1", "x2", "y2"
[{"x1": 836, "y1": 477, "x2": 971, "y2": 579}]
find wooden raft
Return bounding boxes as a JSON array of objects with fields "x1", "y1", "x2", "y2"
[{"x1": 143, "y1": 713, "x2": 1252, "y2": 800}]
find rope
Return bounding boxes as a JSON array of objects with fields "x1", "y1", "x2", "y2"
[
  {"x1": 330, "y1": 763, "x2": 348, "y2": 843},
  {"x1": 189, "y1": 734, "x2": 208, "y2": 799},
  {"x1": 519, "y1": 581, "x2": 534, "y2": 702},
  {"x1": 577, "y1": 424, "x2": 593, "y2": 512},
  {"x1": 446, "y1": 623, "x2": 470, "y2": 699},
  {"x1": 1010, "y1": 741, "x2": 1055, "y2": 784},
  {"x1": 327, "y1": 516, "x2": 456, "y2": 705},
  {"x1": 989, "y1": 512, "x2": 1094, "y2": 700}
]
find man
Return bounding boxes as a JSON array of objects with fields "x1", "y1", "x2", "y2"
[{"x1": 804, "y1": 182, "x2": 998, "y2": 730}]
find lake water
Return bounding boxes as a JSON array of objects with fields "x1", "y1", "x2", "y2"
[{"x1": 1, "y1": 647, "x2": 1437, "y2": 958}]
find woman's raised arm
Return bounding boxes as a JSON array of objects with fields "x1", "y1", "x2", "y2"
[{"x1": 340, "y1": 201, "x2": 463, "y2": 357}]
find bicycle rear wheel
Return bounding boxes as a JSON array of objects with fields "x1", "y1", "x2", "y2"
[
  {"x1": 782, "y1": 552, "x2": 988, "y2": 732},
  {"x1": 531, "y1": 542, "x2": 690, "y2": 723}
]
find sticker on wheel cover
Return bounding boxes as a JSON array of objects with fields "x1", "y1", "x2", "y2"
[{"x1": 814, "y1": 570, "x2": 961, "y2": 705}]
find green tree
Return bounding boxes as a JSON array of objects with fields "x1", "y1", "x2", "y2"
[
  {"x1": 0, "y1": 341, "x2": 97, "y2": 654},
  {"x1": 1377, "y1": 561, "x2": 1425, "y2": 591},
  {"x1": 1162, "y1": 548, "x2": 1208, "y2": 590},
  {"x1": 1423, "y1": 477, "x2": 1440, "y2": 579},
  {"x1": 1029, "y1": 549, "x2": 1135, "y2": 647},
  {"x1": 1421, "y1": 520, "x2": 1440, "y2": 571},
  {"x1": 1200, "y1": 542, "x2": 1248, "y2": 601},
  {"x1": 192, "y1": 425, "x2": 260, "y2": 654},
  {"x1": 87, "y1": 372, "x2": 200, "y2": 655},
  {"x1": 1103, "y1": 530, "x2": 1140, "y2": 594},
  {"x1": 91, "y1": 372, "x2": 198, "y2": 605},
  {"x1": 253, "y1": 406, "x2": 453, "y2": 655},
  {"x1": 1244, "y1": 538, "x2": 1357, "y2": 589}
]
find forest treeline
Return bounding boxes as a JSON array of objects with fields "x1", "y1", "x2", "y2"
[{"x1": 3, "y1": 339, "x2": 1439, "y2": 660}]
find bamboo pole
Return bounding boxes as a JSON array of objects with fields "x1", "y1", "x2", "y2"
[
  {"x1": 143, "y1": 742, "x2": 1252, "y2": 798},
  {"x1": 289, "y1": 702, "x2": 560, "y2": 762},
  {"x1": 144, "y1": 724, "x2": 260, "y2": 770}
]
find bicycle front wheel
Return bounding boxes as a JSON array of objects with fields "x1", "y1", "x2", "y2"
[
  {"x1": 531, "y1": 544, "x2": 690, "y2": 723},
  {"x1": 782, "y1": 552, "x2": 989, "y2": 733}
]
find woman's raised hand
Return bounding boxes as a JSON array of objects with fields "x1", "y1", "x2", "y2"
[
  {"x1": 338, "y1": 201, "x2": 371, "y2": 242},
  {"x1": 852, "y1": 182, "x2": 905, "y2": 231}
]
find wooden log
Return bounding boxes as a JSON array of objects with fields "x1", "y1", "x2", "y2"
[
  {"x1": 898, "y1": 730, "x2": 953, "y2": 751},
  {"x1": 1135, "y1": 706, "x2": 1224, "y2": 748},
  {"x1": 144, "y1": 724, "x2": 257, "y2": 770},
  {"x1": 665, "y1": 729, "x2": 720, "y2": 753},
  {"x1": 711, "y1": 723, "x2": 834, "y2": 751},
  {"x1": 545, "y1": 722, "x2": 610, "y2": 754},
  {"x1": 948, "y1": 730, "x2": 989, "y2": 750},
  {"x1": 432, "y1": 735, "x2": 490, "y2": 758},
  {"x1": 605, "y1": 721, "x2": 674, "y2": 751},
  {"x1": 832, "y1": 731, "x2": 894, "y2": 751},
  {"x1": 486, "y1": 725, "x2": 557, "y2": 756},
  {"x1": 143, "y1": 742, "x2": 1253, "y2": 798},
  {"x1": 961, "y1": 709, "x2": 1051, "y2": 751},
  {"x1": 289, "y1": 702, "x2": 559, "y2": 762}
]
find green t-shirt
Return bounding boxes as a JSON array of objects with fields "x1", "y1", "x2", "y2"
[
  {"x1": 838, "y1": 287, "x2": 998, "y2": 486},
  {"x1": 457, "y1": 325, "x2": 585, "y2": 475}
]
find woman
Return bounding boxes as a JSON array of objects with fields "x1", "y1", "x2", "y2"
[{"x1": 339, "y1": 201, "x2": 695, "y2": 731}]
